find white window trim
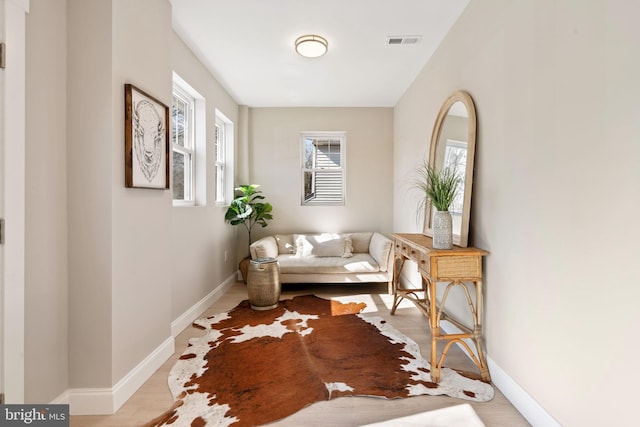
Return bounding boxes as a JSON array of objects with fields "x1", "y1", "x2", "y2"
[
  {"x1": 215, "y1": 109, "x2": 234, "y2": 206},
  {"x1": 172, "y1": 85, "x2": 195, "y2": 206},
  {"x1": 172, "y1": 72, "x2": 206, "y2": 207},
  {"x1": 300, "y1": 131, "x2": 346, "y2": 206}
]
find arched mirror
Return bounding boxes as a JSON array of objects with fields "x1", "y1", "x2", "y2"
[{"x1": 423, "y1": 90, "x2": 477, "y2": 247}]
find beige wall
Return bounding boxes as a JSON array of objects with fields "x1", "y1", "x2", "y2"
[
  {"x1": 67, "y1": 0, "x2": 175, "y2": 389},
  {"x1": 67, "y1": 0, "x2": 114, "y2": 389},
  {"x1": 170, "y1": 32, "x2": 239, "y2": 320},
  {"x1": 247, "y1": 107, "x2": 394, "y2": 245},
  {"x1": 394, "y1": 0, "x2": 640, "y2": 425},
  {"x1": 25, "y1": 0, "x2": 68, "y2": 403},
  {"x1": 24, "y1": 0, "x2": 241, "y2": 404},
  {"x1": 24, "y1": 0, "x2": 640, "y2": 422},
  {"x1": 110, "y1": 0, "x2": 174, "y2": 384}
]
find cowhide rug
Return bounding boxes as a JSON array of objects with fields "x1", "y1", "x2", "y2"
[{"x1": 146, "y1": 295, "x2": 494, "y2": 427}]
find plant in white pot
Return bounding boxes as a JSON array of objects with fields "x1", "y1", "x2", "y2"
[
  {"x1": 224, "y1": 184, "x2": 273, "y2": 281},
  {"x1": 414, "y1": 161, "x2": 461, "y2": 249}
]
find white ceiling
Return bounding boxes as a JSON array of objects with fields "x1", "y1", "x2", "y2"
[{"x1": 170, "y1": 0, "x2": 470, "y2": 107}]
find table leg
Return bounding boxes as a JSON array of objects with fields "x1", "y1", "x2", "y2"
[
  {"x1": 390, "y1": 255, "x2": 406, "y2": 315},
  {"x1": 474, "y1": 280, "x2": 491, "y2": 382},
  {"x1": 427, "y1": 278, "x2": 492, "y2": 383},
  {"x1": 427, "y1": 277, "x2": 441, "y2": 383}
]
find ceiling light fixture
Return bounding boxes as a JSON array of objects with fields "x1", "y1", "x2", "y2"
[{"x1": 295, "y1": 35, "x2": 328, "y2": 58}]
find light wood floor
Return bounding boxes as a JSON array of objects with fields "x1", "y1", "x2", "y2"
[{"x1": 71, "y1": 281, "x2": 530, "y2": 427}]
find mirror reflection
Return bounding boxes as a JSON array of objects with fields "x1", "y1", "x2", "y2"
[
  {"x1": 424, "y1": 91, "x2": 477, "y2": 247},
  {"x1": 433, "y1": 101, "x2": 468, "y2": 237}
]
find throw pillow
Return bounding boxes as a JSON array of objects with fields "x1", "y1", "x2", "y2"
[
  {"x1": 254, "y1": 245, "x2": 272, "y2": 259},
  {"x1": 342, "y1": 236, "x2": 354, "y2": 258},
  {"x1": 294, "y1": 234, "x2": 348, "y2": 257},
  {"x1": 348, "y1": 232, "x2": 373, "y2": 253},
  {"x1": 275, "y1": 234, "x2": 295, "y2": 254},
  {"x1": 369, "y1": 233, "x2": 392, "y2": 272}
]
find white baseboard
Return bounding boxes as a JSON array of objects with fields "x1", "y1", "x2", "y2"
[
  {"x1": 53, "y1": 275, "x2": 237, "y2": 415},
  {"x1": 60, "y1": 337, "x2": 175, "y2": 415},
  {"x1": 50, "y1": 390, "x2": 70, "y2": 405},
  {"x1": 171, "y1": 273, "x2": 237, "y2": 337},
  {"x1": 486, "y1": 356, "x2": 561, "y2": 427},
  {"x1": 112, "y1": 337, "x2": 175, "y2": 412},
  {"x1": 439, "y1": 322, "x2": 560, "y2": 427}
]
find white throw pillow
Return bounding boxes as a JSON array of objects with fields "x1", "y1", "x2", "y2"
[
  {"x1": 275, "y1": 234, "x2": 295, "y2": 254},
  {"x1": 255, "y1": 246, "x2": 270, "y2": 259},
  {"x1": 294, "y1": 233, "x2": 348, "y2": 257},
  {"x1": 369, "y1": 233, "x2": 392, "y2": 272},
  {"x1": 348, "y1": 232, "x2": 373, "y2": 253},
  {"x1": 342, "y1": 236, "x2": 354, "y2": 258}
]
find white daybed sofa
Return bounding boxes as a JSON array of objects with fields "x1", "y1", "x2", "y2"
[{"x1": 249, "y1": 232, "x2": 394, "y2": 291}]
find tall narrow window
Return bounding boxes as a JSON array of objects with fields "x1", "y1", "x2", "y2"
[
  {"x1": 172, "y1": 85, "x2": 194, "y2": 203},
  {"x1": 301, "y1": 132, "x2": 346, "y2": 205},
  {"x1": 443, "y1": 139, "x2": 467, "y2": 215},
  {"x1": 215, "y1": 109, "x2": 234, "y2": 205},
  {"x1": 172, "y1": 73, "x2": 206, "y2": 206},
  {"x1": 214, "y1": 119, "x2": 225, "y2": 203}
]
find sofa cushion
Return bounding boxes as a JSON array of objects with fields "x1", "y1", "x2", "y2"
[
  {"x1": 369, "y1": 232, "x2": 393, "y2": 272},
  {"x1": 254, "y1": 245, "x2": 272, "y2": 259},
  {"x1": 294, "y1": 233, "x2": 349, "y2": 258},
  {"x1": 275, "y1": 234, "x2": 295, "y2": 254},
  {"x1": 250, "y1": 236, "x2": 278, "y2": 259},
  {"x1": 277, "y1": 253, "x2": 380, "y2": 274},
  {"x1": 346, "y1": 232, "x2": 373, "y2": 253},
  {"x1": 343, "y1": 235, "x2": 354, "y2": 258}
]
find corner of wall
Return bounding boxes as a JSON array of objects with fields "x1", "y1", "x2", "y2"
[
  {"x1": 60, "y1": 337, "x2": 174, "y2": 415},
  {"x1": 171, "y1": 273, "x2": 237, "y2": 337},
  {"x1": 439, "y1": 322, "x2": 560, "y2": 427}
]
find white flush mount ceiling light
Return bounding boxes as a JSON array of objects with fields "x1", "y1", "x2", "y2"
[{"x1": 295, "y1": 35, "x2": 328, "y2": 58}]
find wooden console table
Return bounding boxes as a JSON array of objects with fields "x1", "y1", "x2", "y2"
[{"x1": 391, "y1": 233, "x2": 490, "y2": 383}]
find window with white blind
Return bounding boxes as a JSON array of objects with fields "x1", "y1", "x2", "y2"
[{"x1": 301, "y1": 132, "x2": 346, "y2": 205}]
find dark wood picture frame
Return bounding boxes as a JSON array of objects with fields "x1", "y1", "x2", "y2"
[{"x1": 124, "y1": 83, "x2": 170, "y2": 189}]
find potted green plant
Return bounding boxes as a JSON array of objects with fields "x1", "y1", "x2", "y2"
[
  {"x1": 414, "y1": 160, "x2": 460, "y2": 249},
  {"x1": 225, "y1": 184, "x2": 273, "y2": 281}
]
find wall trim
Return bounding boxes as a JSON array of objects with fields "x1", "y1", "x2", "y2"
[
  {"x1": 171, "y1": 273, "x2": 237, "y2": 337},
  {"x1": 66, "y1": 388, "x2": 113, "y2": 416},
  {"x1": 399, "y1": 269, "x2": 560, "y2": 425},
  {"x1": 485, "y1": 355, "x2": 561, "y2": 427},
  {"x1": 53, "y1": 276, "x2": 237, "y2": 415},
  {"x1": 112, "y1": 337, "x2": 175, "y2": 412},
  {"x1": 439, "y1": 321, "x2": 560, "y2": 427},
  {"x1": 49, "y1": 390, "x2": 69, "y2": 405},
  {"x1": 58, "y1": 337, "x2": 174, "y2": 415}
]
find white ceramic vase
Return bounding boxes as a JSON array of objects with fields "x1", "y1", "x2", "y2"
[{"x1": 432, "y1": 210, "x2": 453, "y2": 249}]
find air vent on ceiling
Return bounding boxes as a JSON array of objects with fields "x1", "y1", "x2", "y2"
[{"x1": 386, "y1": 35, "x2": 421, "y2": 45}]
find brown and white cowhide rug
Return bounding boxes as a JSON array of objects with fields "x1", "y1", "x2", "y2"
[{"x1": 146, "y1": 295, "x2": 493, "y2": 427}]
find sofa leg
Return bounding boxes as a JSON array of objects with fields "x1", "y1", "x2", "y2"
[{"x1": 387, "y1": 280, "x2": 393, "y2": 295}]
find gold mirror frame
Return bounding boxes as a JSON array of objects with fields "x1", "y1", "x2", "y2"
[{"x1": 423, "y1": 90, "x2": 477, "y2": 247}]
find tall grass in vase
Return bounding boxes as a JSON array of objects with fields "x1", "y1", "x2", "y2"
[{"x1": 414, "y1": 160, "x2": 460, "y2": 249}]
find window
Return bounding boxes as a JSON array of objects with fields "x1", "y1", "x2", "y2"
[
  {"x1": 443, "y1": 139, "x2": 467, "y2": 214},
  {"x1": 301, "y1": 132, "x2": 346, "y2": 205},
  {"x1": 172, "y1": 73, "x2": 206, "y2": 205},
  {"x1": 215, "y1": 110, "x2": 234, "y2": 205},
  {"x1": 172, "y1": 84, "x2": 195, "y2": 203}
]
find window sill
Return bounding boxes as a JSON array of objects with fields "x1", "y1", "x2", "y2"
[{"x1": 173, "y1": 200, "x2": 196, "y2": 207}]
